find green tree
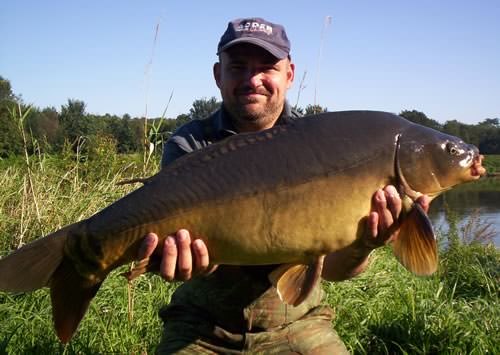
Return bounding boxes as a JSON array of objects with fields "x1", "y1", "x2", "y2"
[
  {"x1": 106, "y1": 116, "x2": 141, "y2": 153},
  {"x1": 443, "y1": 120, "x2": 472, "y2": 143},
  {"x1": 0, "y1": 76, "x2": 17, "y2": 102},
  {"x1": 476, "y1": 117, "x2": 500, "y2": 154},
  {"x1": 26, "y1": 107, "x2": 60, "y2": 152},
  {"x1": 481, "y1": 118, "x2": 499, "y2": 127},
  {"x1": 189, "y1": 97, "x2": 221, "y2": 120},
  {"x1": 0, "y1": 77, "x2": 23, "y2": 157},
  {"x1": 174, "y1": 113, "x2": 191, "y2": 128},
  {"x1": 399, "y1": 110, "x2": 442, "y2": 131},
  {"x1": 59, "y1": 99, "x2": 93, "y2": 150}
]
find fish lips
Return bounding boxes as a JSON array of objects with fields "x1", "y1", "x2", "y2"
[{"x1": 470, "y1": 154, "x2": 486, "y2": 178}]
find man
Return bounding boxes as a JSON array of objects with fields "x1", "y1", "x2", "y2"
[{"x1": 138, "y1": 18, "x2": 429, "y2": 354}]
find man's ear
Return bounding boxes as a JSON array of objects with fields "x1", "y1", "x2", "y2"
[
  {"x1": 287, "y1": 62, "x2": 295, "y2": 89},
  {"x1": 213, "y1": 62, "x2": 221, "y2": 89}
]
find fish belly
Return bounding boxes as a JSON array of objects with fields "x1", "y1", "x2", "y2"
[{"x1": 166, "y1": 172, "x2": 389, "y2": 265}]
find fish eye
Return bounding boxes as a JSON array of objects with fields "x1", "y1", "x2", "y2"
[{"x1": 445, "y1": 142, "x2": 460, "y2": 156}]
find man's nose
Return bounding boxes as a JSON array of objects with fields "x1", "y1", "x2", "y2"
[{"x1": 244, "y1": 69, "x2": 263, "y2": 87}]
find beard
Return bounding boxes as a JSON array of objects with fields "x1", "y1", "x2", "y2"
[{"x1": 224, "y1": 88, "x2": 284, "y2": 129}]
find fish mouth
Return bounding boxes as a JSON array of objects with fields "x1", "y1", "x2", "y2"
[{"x1": 469, "y1": 154, "x2": 486, "y2": 179}]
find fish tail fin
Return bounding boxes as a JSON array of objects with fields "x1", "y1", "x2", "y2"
[
  {"x1": 392, "y1": 203, "x2": 438, "y2": 276},
  {"x1": 268, "y1": 255, "x2": 325, "y2": 306},
  {"x1": 0, "y1": 223, "x2": 101, "y2": 343},
  {"x1": 0, "y1": 225, "x2": 73, "y2": 292},
  {"x1": 50, "y1": 258, "x2": 102, "y2": 343}
]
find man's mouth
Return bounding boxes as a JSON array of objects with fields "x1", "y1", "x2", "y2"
[{"x1": 236, "y1": 87, "x2": 270, "y2": 97}]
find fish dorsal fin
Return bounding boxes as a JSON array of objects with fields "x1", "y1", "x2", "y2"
[
  {"x1": 268, "y1": 256, "x2": 325, "y2": 307},
  {"x1": 392, "y1": 203, "x2": 438, "y2": 276}
]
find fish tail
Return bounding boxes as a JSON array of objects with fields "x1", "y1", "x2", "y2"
[
  {"x1": 392, "y1": 203, "x2": 438, "y2": 276},
  {"x1": 50, "y1": 258, "x2": 102, "y2": 343},
  {"x1": 0, "y1": 223, "x2": 102, "y2": 343},
  {"x1": 0, "y1": 224, "x2": 72, "y2": 292}
]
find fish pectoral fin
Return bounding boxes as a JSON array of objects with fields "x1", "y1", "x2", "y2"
[
  {"x1": 268, "y1": 255, "x2": 325, "y2": 307},
  {"x1": 392, "y1": 203, "x2": 438, "y2": 276},
  {"x1": 50, "y1": 259, "x2": 103, "y2": 344}
]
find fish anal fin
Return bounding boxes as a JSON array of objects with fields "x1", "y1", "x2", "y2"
[
  {"x1": 268, "y1": 255, "x2": 325, "y2": 307},
  {"x1": 50, "y1": 259, "x2": 102, "y2": 344},
  {"x1": 393, "y1": 203, "x2": 438, "y2": 276},
  {"x1": 0, "y1": 225, "x2": 72, "y2": 292}
]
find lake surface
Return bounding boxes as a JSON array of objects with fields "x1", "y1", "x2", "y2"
[{"x1": 428, "y1": 177, "x2": 500, "y2": 246}]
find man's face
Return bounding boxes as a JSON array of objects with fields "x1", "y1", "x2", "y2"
[{"x1": 214, "y1": 44, "x2": 295, "y2": 132}]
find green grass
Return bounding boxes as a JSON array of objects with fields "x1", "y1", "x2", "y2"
[
  {"x1": 326, "y1": 244, "x2": 499, "y2": 354},
  {"x1": 0, "y1": 150, "x2": 498, "y2": 354}
]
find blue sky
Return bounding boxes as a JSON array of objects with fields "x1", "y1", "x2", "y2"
[{"x1": 1, "y1": 0, "x2": 499, "y2": 124}]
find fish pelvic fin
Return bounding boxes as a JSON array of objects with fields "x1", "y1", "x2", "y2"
[
  {"x1": 392, "y1": 203, "x2": 438, "y2": 276},
  {"x1": 268, "y1": 255, "x2": 325, "y2": 307},
  {"x1": 50, "y1": 258, "x2": 102, "y2": 344},
  {"x1": 0, "y1": 225, "x2": 72, "y2": 292},
  {"x1": 121, "y1": 255, "x2": 160, "y2": 281}
]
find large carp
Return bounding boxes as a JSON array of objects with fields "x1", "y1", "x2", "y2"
[{"x1": 0, "y1": 111, "x2": 485, "y2": 343}]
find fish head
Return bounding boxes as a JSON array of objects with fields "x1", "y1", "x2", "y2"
[{"x1": 396, "y1": 125, "x2": 486, "y2": 199}]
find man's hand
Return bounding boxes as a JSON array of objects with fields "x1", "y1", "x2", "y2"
[
  {"x1": 136, "y1": 229, "x2": 216, "y2": 282},
  {"x1": 364, "y1": 185, "x2": 430, "y2": 249},
  {"x1": 322, "y1": 185, "x2": 430, "y2": 281}
]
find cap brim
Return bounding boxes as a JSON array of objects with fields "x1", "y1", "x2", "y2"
[{"x1": 217, "y1": 37, "x2": 288, "y2": 59}]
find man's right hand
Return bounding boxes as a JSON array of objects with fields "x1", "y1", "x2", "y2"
[{"x1": 137, "y1": 229, "x2": 216, "y2": 282}]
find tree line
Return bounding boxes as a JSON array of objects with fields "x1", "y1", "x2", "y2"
[{"x1": 1, "y1": 76, "x2": 498, "y2": 159}]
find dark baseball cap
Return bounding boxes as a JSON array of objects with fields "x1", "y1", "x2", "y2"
[{"x1": 217, "y1": 18, "x2": 291, "y2": 59}]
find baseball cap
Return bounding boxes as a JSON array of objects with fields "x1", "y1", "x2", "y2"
[{"x1": 217, "y1": 17, "x2": 291, "y2": 59}]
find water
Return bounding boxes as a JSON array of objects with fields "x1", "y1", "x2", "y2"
[{"x1": 428, "y1": 177, "x2": 500, "y2": 246}]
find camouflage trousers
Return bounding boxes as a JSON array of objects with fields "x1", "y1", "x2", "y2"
[{"x1": 156, "y1": 305, "x2": 349, "y2": 354}]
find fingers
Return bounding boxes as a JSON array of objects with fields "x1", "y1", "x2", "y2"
[
  {"x1": 192, "y1": 239, "x2": 210, "y2": 273},
  {"x1": 371, "y1": 186, "x2": 401, "y2": 232},
  {"x1": 367, "y1": 186, "x2": 403, "y2": 246},
  {"x1": 158, "y1": 229, "x2": 213, "y2": 282},
  {"x1": 137, "y1": 233, "x2": 158, "y2": 260},
  {"x1": 373, "y1": 189, "x2": 393, "y2": 231},
  {"x1": 192, "y1": 239, "x2": 218, "y2": 275},
  {"x1": 160, "y1": 235, "x2": 178, "y2": 281},
  {"x1": 159, "y1": 229, "x2": 192, "y2": 281},
  {"x1": 384, "y1": 185, "x2": 402, "y2": 221},
  {"x1": 368, "y1": 211, "x2": 379, "y2": 238},
  {"x1": 176, "y1": 229, "x2": 193, "y2": 281}
]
